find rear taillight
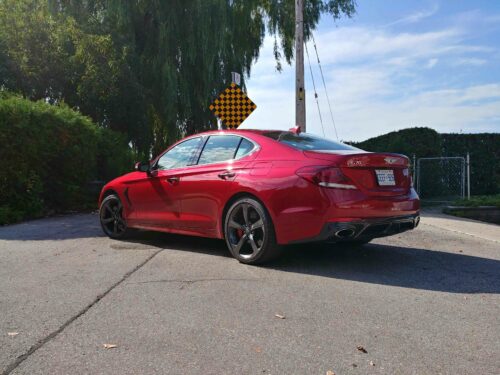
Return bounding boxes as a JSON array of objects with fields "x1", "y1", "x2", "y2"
[
  {"x1": 404, "y1": 168, "x2": 414, "y2": 187},
  {"x1": 296, "y1": 166, "x2": 358, "y2": 190}
]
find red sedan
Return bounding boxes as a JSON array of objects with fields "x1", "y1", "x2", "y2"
[{"x1": 99, "y1": 129, "x2": 420, "y2": 264}]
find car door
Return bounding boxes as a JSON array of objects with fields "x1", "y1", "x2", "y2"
[
  {"x1": 127, "y1": 137, "x2": 204, "y2": 229},
  {"x1": 178, "y1": 135, "x2": 259, "y2": 235}
]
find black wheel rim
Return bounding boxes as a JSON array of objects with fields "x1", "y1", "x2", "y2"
[
  {"x1": 227, "y1": 203, "x2": 265, "y2": 260},
  {"x1": 100, "y1": 198, "x2": 126, "y2": 237}
]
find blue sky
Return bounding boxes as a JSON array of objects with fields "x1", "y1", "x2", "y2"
[{"x1": 241, "y1": 0, "x2": 500, "y2": 142}]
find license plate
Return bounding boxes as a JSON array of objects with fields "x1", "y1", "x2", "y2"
[{"x1": 375, "y1": 169, "x2": 395, "y2": 186}]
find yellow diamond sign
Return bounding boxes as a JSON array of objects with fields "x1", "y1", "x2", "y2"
[{"x1": 209, "y1": 83, "x2": 257, "y2": 129}]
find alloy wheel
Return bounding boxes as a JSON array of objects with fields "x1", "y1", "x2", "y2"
[
  {"x1": 226, "y1": 202, "x2": 266, "y2": 260},
  {"x1": 100, "y1": 197, "x2": 127, "y2": 237}
]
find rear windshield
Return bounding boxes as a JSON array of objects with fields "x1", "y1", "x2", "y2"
[{"x1": 263, "y1": 131, "x2": 358, "y2": 151}]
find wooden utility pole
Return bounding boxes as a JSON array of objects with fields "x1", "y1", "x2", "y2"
[{"x1": 295, "y1": 0, "x2": 306, "y2": 132}]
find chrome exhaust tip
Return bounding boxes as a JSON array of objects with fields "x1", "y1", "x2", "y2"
[
  {"x1": 335, "y1": 228, "x2": 356, "y2": 239},
  {"x1": 414, "y1": 216, "x2": 420, "y2": 228}
]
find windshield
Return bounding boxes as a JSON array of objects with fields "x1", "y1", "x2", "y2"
[{"x1": 263, "y1": 131, "x2": 358, "y2": 151}]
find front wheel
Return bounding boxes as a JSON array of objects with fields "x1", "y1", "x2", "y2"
[
  {"x1": 99, "y1": 194, "x2": 132, "y2": 239},
  {"x1": 224, "y1": 197, "x2": 282, "y2": 264}
]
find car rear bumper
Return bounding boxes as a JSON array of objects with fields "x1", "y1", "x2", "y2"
[
  {"x1": 271, "y1": 186, "x2": 420, "y2": 244},
  {"x1": 290, "y1": 213, "x2": 420, "y2": 244}
]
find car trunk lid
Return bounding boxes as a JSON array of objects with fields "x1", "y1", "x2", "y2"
[{"x1": 304, "y1": 150, "x2": 412, "y2": 196}]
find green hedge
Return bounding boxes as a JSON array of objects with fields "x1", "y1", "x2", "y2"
[
  {"x1": 441, "y1": 134, "x2": 499, "y2": 196},
  {"x1": 352, "y1": 127, "x2": 500, "y2": 196},
  {"x1": 0, "y1": 93, "x2": 133, "y2": 224},
  {"x1": 453, "y1": 194, "x2": 500, "y2": 208},
  {"x1": 352, "y1": 127, "x2": 442, "y2": 158}
]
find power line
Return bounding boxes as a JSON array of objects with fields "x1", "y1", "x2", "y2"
[
  {"x1": 305, "y1": 42, "x2": 326, "y2": 137},
  {"x1": 311, "y1": 32, "x2": 339, "y2": 141}
]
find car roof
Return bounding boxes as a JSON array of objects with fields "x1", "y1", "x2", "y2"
[
  {"x1": 178, "y1": 129, "x2": 300, "y2": 154},
  {"x1": 191, "y1": 129, "x2": 281, "y2": 136}
]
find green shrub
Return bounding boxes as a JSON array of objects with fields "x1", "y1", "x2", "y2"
[
  {"x1": 352, "y1": 127, "x2": 442, "y2": 158},
  {"x1": 353, "y1": 127, "x2": 500, "y2": 196},
  {"x1": 97, "y1": 128, "x2": 135, "y2": 182},
  {"x1": 453, "y1": 195, "x2": 500, "y2": 208},
  {"x1": 442, "y1": 134, "x2": 500, "y2": 196},
  {"x1": 0, "y1": 93, "x2": 133, "y2": 224}
]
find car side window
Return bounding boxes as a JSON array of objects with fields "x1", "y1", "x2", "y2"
[
  {"x1": 198, "y1": 135, "x2": 241, "y2": 165},
  {"x1": 156, "y1": 137, "x2": 203, "y2": 170},
  {"x1": 235, "y1": 138, "x2": 255, "y2": 159}
]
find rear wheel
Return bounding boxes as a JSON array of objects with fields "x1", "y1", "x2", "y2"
[
  {"x1": 99, "y1": 194, "x2": 132, "y2": 239},
  {"x1": 224, "y1": 197, "x2": 281, "y2": 264}
]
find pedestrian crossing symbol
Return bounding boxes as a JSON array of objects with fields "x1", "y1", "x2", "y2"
[{"x1": 209, "y1": 83, "x2": 257, "y2": 129}]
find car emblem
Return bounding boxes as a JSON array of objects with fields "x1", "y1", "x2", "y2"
[{"x1": 384, "y1": 157, "x2": 398, "y2": 164}]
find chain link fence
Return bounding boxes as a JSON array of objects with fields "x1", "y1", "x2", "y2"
[{"x1": 415, "y1": 156, "x2": 470, "y2": 202}]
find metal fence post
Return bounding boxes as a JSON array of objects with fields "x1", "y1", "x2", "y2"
[
  {"x1": 416, "y1": 158, "x2": 421, "y2": 195},
  {"x1": 467, "y1": 152, "x2": 471, "y2": 200},
  {"x1": 412, "y1": 154, "x2": 416, "y2": 186},
  {"x1": 462, "y1": 157, "x2": 465, "y2": 199}
]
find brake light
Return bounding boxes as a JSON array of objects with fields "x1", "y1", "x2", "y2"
[
  {"x1": 403, "y1": 168, "x2": 413, "y2": 187},
  {"x1": 296, "y1": 166, "x2": 358, "y2": 190}
]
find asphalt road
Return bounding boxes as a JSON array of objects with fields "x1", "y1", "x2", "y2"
[{"x1": 0, "y1": 213, "x2": 499, "y2": 375}]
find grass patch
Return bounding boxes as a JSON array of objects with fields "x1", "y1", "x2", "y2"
[{"x1": 452, "y1": 195, "x2": 500, "y2": 208}]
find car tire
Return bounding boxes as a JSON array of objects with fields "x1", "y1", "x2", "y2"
[
  {"x1": 99, "y1": 194, "x2": 132, "y2": 239},
  {"x1": 224, "y1": 197, "x2": 282, "y2": 264}
]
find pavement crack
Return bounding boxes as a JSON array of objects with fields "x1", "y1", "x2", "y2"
[
  {"x1": 130, "y1": 277, "x2": 259, "y2": 285},
  {"x1": 1, "y1": 249, "x2": 163, "y2": 375}
]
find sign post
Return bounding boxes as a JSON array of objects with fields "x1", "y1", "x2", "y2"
[{"x1": 231, "y1": 72, "x2": 241, "y2": 86}]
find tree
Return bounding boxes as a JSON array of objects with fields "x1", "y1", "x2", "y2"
[{"x1": 0, "y1": 0, "x2": 356, "y2": 156}]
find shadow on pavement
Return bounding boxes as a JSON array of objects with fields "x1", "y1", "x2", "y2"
[
  {"x1": 2, "y1": 214, "x2": 499, "y2": 295},
  {"x1": 0, "y1": 214, "x2": 102, "y2": 241},
  {"x1": 119, "y1": 231, "x2": 231, "y2": 258},
  {"x1": 118, "y1": 232, "x2": 500, "y2": 294},
  {"x1": 266, "y1": 243, "x2": 500, "y2": 294}
]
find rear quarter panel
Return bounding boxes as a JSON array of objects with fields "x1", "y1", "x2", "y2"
[{"x1": 232, "y1": 158, "x2": 330, "y2": 245}]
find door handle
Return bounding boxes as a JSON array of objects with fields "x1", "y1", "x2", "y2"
[
  {"x1": 218, "y1": 171, "x2": 236, "y2": 180},
  {"x1": 166, "y1": 176, "x2": 179, "y2": 184}
]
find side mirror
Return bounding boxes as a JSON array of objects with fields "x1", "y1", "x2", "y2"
[{"x1": 134, "y1": 161, "x2": 150, "y2": 173}]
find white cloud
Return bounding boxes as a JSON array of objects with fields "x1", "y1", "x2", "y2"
[
  {"x1": 426, "y1": 58, "x2": 438, "y2": 68},
  {"x1": 312, "y1": 27, "x2": 460, "y2": 65},
  {"x1": 453, "y1": 57, "x2": 487, "y2": 67},
  {"x1": 406, "y1": 85, "x2": 500, "y2": 107},
  {"x1": 242, "y1": 13, "x2": 500, "y2": 142},
  {"x1": 385, "y1": 3, "x2": 440, "y2": 27}
]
